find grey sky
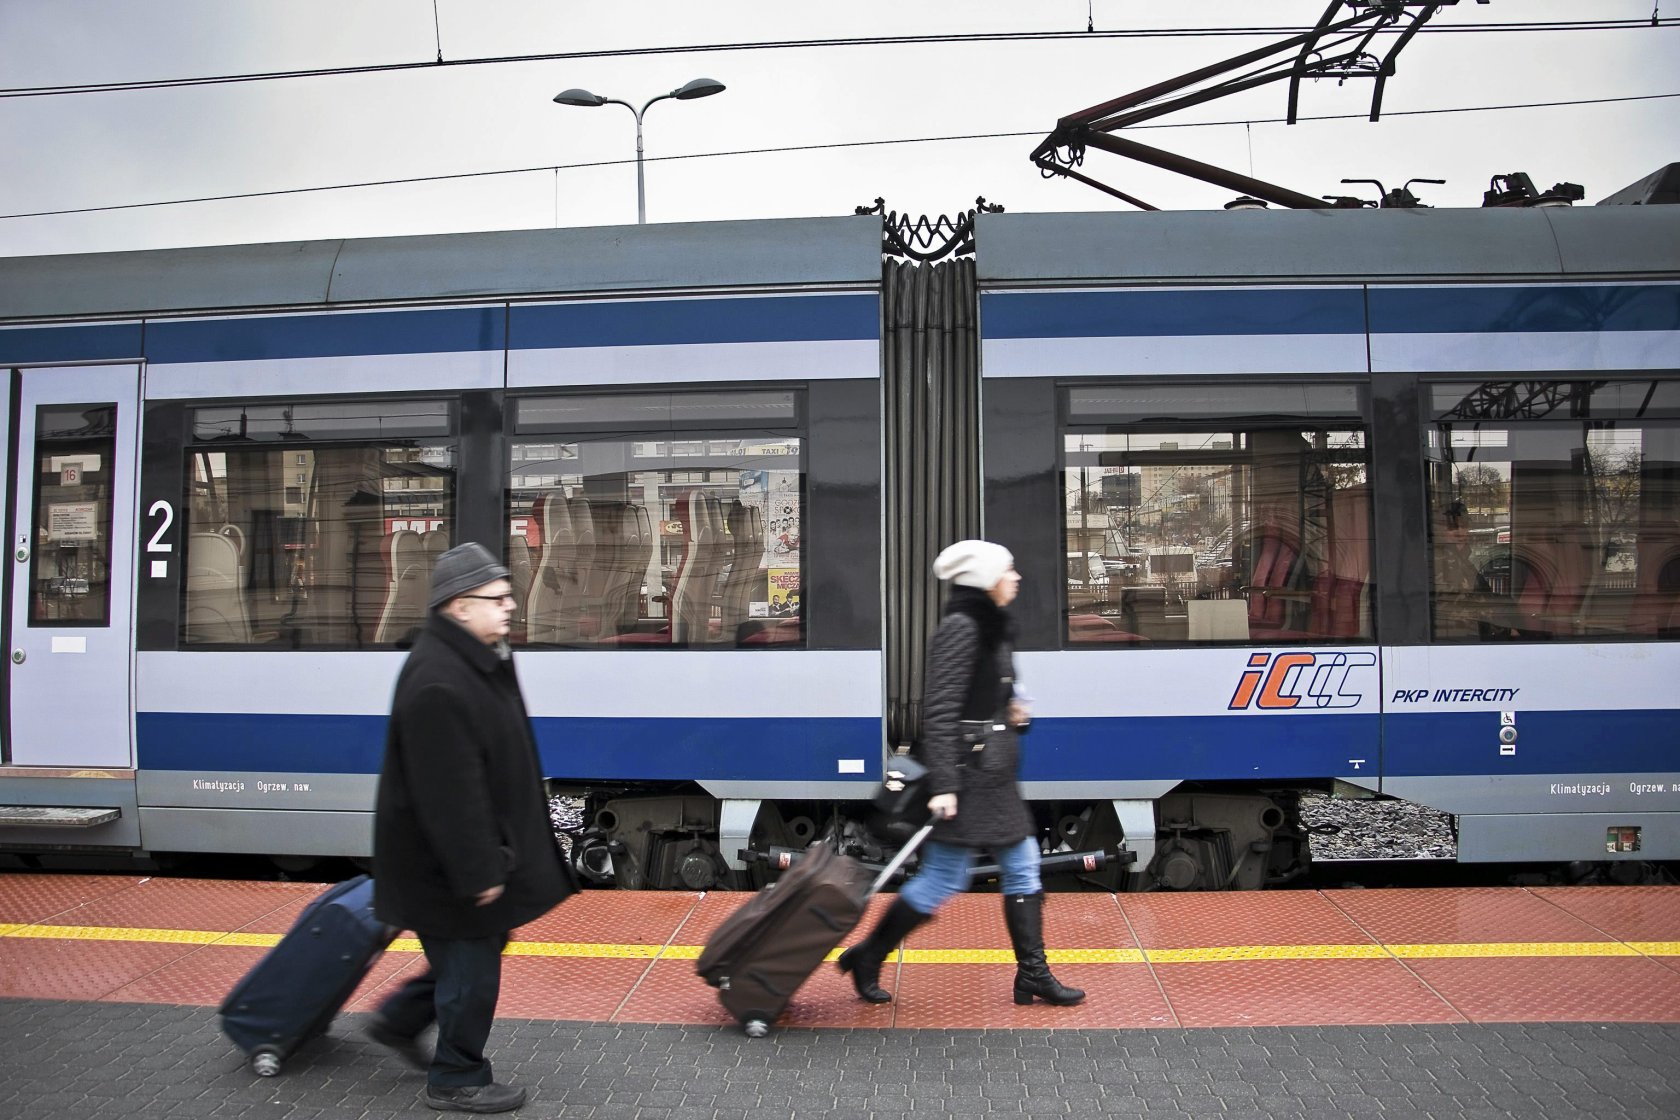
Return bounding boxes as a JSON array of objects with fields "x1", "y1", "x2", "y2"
[{"x1": 1, "y1": 1, "x2": 1675, "y2": 257}]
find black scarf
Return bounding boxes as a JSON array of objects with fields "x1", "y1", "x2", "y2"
[
  {"x1": 943, "y1": 586, "x2": 1016, "y2": 720},
  {"x1": 943, "y1": 584, "x2": 1015, "y2": 645}
]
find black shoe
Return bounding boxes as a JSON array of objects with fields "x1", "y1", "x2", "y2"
[
  {"x1": 364, "y1": 1018, "x2": 429, "y2": 1071},
  {"x1": 1003, "y1": 892, "x2": 1086, "y2": 1007},
  {"x1": 836, "y1": 897, "x2": 930, "y2": 1004},
  {"x1": 424, "y1": 1082, "x2": 527, "y2": 1113},
  {"x1": 835, "y1": 944, "x2": 892, "y2": 1003}
]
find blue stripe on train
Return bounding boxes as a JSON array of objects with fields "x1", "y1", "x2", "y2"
[
  {"x1": 1379, "y1": 709, "x2": 1678, "y2": 777},
  {"x1": 7, "y1": 294, "x2": 878, "y2": 367},
  {"x1": 146, "y1": 307, "x2": 507, "y2": 363},
  {"x1": 0, "y1": 322, "x2": 144, "y2": 364},
  {"x1": 980, "y1": 288, "x2": 1366, "y2": 339},
  {"x1": 127, "y1": 708, "x2": 1680, "y2": 784},
  {"x1": 1368, "y1": 284, "x2": 1680, "y2": 335},
  {"x1": 135, "y1": 712, "x2": 882, "y2": 782},
  {"x1": 508, "y1": 294, "x2": 880, "y2": 349},
  {"x1": 1025, "y1": 708, "x2": 1675, "y2": 781},
  {"x1": 980, "y1": 284, "x2": 1678, "y2": 342},
  {"x1": 1022, "y1": 714, "x2": 1376, "y2": 781}
]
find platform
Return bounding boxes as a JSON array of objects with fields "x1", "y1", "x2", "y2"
[
  {"x1": 2, "y1": 874, "x2": 1678, "y2": 1117},
  {"x1": 2, "y1": 875, "x2": 1679, "y2": 1027}
]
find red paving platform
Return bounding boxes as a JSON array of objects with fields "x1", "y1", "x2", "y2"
[{"x1": 1, "y1": 873, "x2": 1677, "y2": 1030}]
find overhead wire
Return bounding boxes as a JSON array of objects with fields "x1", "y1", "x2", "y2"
[
  {"x1": 4, "y1": 91, "x2": 1675, "y2": 222},
  {"x1": 1, "y1": 18, "x2": 1675, "y2": 99}
]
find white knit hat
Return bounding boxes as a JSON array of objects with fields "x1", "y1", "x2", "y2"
[{"x1": 932, "y1": 540, "x2": 1014, "y2": 590}]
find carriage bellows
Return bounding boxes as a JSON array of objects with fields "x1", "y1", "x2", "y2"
[{"x1": 428, "y1": 542, "x2": 511, "y2": 608}]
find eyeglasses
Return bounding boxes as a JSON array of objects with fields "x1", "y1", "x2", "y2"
[{"x1": 458, "y1": 593, "x2": 516, "y2": 605}]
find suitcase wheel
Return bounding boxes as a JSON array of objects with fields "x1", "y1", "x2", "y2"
[
  {"x1": 249, "y1": 1047, "x2": 283, "y2": 1077},
  {"x1": 742, "y1": 1018, "x2": 770, "y2": 1039}
]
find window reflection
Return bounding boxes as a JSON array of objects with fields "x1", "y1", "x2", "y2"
[
  {"x1": 1063, "y1": 393, "x2": 1372, "y2": 645},
  {"x1": 507, "y1": 391, "x2": 803, "y2": 649},
  {"x1": 1427, "y1": 379, "x2": 1680, "y2": 642},
  {"x1": 30, "y1": 404, "x2": 116, "y2": 627},
  {"x1": 181, "y1": 401, "x2": 455, "y2": 648}
]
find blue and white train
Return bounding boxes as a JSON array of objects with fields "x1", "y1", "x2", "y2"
[{"x1": 1, "y1": 194, "x2": 1676, "y2": 889}]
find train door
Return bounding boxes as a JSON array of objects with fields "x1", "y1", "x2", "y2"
[
  {"x1": 0, "y1": 368, "x2": 9, "y2": 763},
  {"x1": 7, "y1": 364, "x2": 140, "y2": 768}
]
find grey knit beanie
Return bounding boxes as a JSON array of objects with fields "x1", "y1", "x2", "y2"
[{"x1": 428, "y1": 542, "x2": 511, "y2": 609}]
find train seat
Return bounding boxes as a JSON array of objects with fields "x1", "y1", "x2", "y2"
[
  {"x1": 525, "y1": 493, "x2": 577, "y2": 644},
  {"x1": 568, "y1": 498, "x2": 601, "y2": 636},
  {"x1": 594, "y1": 502, "x2": 649, "y2": 639},
  {"x1": 672, "y1": 491, "x2": 726, "y2": 644},
  {"x1": 217, "y1": 523, "x2": 246, "y2": 556},
  {"x1": 374, "y1": 529, "x2": 428, "y2": 644},
  {"x1": 1241, "y1": 524, "x2": 1304, "y2": 635},
  {"x1": 1065, "y1": 612, "x2": 1148, "y2": 643},
  {"x1": 505, "y1": 533, "x2": 533, "y2": 640},
  {"x1": 738, "y1": 617, "x2": 802, "y2": 645},
  {"x1": 185, "y1": 530, "x2": 252, "y2": 644},
  {"x1": 597, "y1": 506, "x2": 668, "y2": 644},
  {"x1": 720, "y1": 501, "x2": 766, "y2": 639},
  {"x1": 421, "y1": 527, "x2": 449, "y2": 565}
]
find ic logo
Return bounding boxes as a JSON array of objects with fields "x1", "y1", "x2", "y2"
[{"x1": 1227, "y1": 651, "x2": 1377, "y2": 711}]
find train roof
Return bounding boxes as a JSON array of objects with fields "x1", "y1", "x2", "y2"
[
  {"x1": 975, "y1": 205, "x2": 1680, "y2": 287},
  {"x1": 0, "y1": 215, "x2": 884, "y2": 323},
  {"x1": 2, "y1": 206, "x2": 1678, "y2": 325}
]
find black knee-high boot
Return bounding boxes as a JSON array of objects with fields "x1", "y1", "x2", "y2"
[
  {"x1": 1004, "y1": 892, "x2": 1085, "y2": 1006},
  {"x1": 836, "y1": 897, "x2": 930, "y2": 1003}
]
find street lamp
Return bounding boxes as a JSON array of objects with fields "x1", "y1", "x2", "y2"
[{"x1": 553, "y1": 78, "x2": 726, "y2": 224}]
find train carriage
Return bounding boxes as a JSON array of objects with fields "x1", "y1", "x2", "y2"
[
  {"x1": 0, "y1": 218, "x2": 888, "y2": 886},
  {"x1": 977, "y1": 204, "x2": 1680, "y2": 885},
  {"x1": 2, "y1": 198, "x2": 1677, "y2": 888}
]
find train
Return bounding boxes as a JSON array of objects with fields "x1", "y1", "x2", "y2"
[{"x1": 2, "y1": 186, "x2": 1677, "y2": 889}]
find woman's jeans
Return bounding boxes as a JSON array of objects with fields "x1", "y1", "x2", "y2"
[{"x1": 899, "y1": 836, "x2": 1041, "y2": 915}]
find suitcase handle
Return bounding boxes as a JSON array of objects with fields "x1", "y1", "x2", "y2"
[{"x1": 868, "y1": 821, "x2": 936, "y2": 895}]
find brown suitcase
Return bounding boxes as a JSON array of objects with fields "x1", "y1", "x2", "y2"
[{"x1": 696, "y1": 822, "x2": 933, "y2": 1036}]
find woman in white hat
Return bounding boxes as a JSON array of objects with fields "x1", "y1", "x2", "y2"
[{"x1": 838, "y1": 540, "x2": 1084, "y2": 1007}]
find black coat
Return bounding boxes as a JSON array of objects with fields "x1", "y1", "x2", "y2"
[
  {"x1": 920, "y1": 587, "x2": 1035, "y2": 849},
  {"x1": 373, "y1": 612, "x2": 575, "y2": 939}
]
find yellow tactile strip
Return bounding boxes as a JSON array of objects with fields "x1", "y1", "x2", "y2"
[{"x1": 3, "y1": 923, "x2": 1676, "y2": 963}]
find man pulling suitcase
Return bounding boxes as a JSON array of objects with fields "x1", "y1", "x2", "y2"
[{"x1": 368, "y1": 543, "x2": 577, "y2": 1112}]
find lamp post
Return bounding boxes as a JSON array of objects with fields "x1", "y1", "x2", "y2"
[{"x1": 553, "y1": 78, "x2": 726, "y2": 224}]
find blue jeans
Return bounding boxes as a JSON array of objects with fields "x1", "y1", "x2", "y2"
[
  {"x1": 376, "y1": 932, "x2": 508, "y2": 1087},
  {"x1": 899, "y1": 836, "x2": 1042, "y2": 915}
]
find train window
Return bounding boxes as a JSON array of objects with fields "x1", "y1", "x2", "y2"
[
  {"x1": 1427, "y1": 378, "x2": 1680, "y2": 642},
  {"x1": 193, "y1": 399, "x2": 451, "y2": 441},
  {"x1": 181, "y1": 400, "x2": 457, "y2": 649},
  {"x1": 27, "y1": 404, "x2": 117, "y2": 628},
  {"x1": 1068, "y1": 383, "x2": 1363, "y2": 422},
  {"x1": 508, "y1": 390, "x2": 803, "y2": 648},
  {"x1": 1063, "y1": 385, "x2": 1372, "y2": 646},
  {"x1": 515, "y1": 390, "x2": 796, "y2": 431}
]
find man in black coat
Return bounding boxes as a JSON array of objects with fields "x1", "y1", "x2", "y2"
[{"x1": 368, "y1": 542, "x2": 575, "y2": 1114}]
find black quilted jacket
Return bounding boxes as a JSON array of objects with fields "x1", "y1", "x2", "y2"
[{"x1": 920, "y1": 588, "x2": 1035, "y2": 849}]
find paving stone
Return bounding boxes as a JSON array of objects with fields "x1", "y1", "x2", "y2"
[{"x1": 2, "y1": 999, "x2": 1678, "y2": 1118}]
